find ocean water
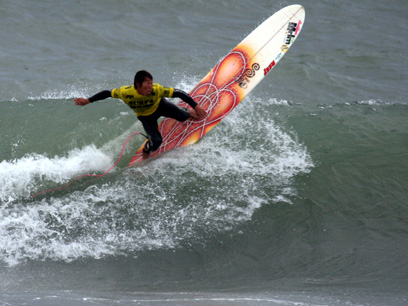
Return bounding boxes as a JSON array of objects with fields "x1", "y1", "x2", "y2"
[{"x1": 1, "y1": 0, "x2": 408, "y2": 305}]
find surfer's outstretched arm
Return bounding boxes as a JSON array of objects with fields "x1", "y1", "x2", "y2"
[{"x1": 74, "y1": 90, "x2": 112, "y2": 106}]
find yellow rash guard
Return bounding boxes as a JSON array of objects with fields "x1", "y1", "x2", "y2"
[{"x1": 111, "y1": 83, "x2": 174, "y2": 116}]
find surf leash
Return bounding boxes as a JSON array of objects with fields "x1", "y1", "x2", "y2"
[{"x1": 31, "y1": 132, "x2": 146, "y2": 198}]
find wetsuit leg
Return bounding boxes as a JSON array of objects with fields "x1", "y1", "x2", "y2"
[
  {"x1": 137, "y1": 114, "x2": 162, "y2": 153},
  {"x1": 137, "y1": 98, "x2": 190, "y2": 153}
]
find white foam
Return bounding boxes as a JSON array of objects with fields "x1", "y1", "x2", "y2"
[
  {"x1": 0, "y1": 145, "x2": 113, "y2": 204},
  {"x1": 25, "y1": 82, "x2": 114, "y2": 101},
  {"x1": 357, "y1": 99, "x2": 383, "y2": 105},
  {"x1": 27, "y1": 86, "x2": 87, "y2": 101},
  {"x1": 181, "y1": 103, "x2": 312, "y2": 180},
  {"x1": 267, "y1": 97, "x2": 291, "y2": 106},
  {"x1": 0, "y1": 182, "x2": 183, "y2": 266}
]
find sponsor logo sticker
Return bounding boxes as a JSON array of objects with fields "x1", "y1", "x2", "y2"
[{"x1": 264, "y1": 60, "x2": 276, "y2": 76}]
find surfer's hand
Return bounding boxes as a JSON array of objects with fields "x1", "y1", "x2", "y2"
[
  {"x1": 74, "y1": 98, "x2": 90, "y2": 106},
  {"x1": 193, "y1": 105, "x2": 207, "y2": 120}
]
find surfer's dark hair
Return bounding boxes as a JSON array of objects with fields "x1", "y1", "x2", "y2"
[{"x1": 134, "y1": 70, "x2": 153, "y2": 88}]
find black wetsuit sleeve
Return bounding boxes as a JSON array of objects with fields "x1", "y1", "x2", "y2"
[
  {"x1": 89, "y1": 90, "x2": 112, "y2": 103},
  {"x1": 173, "y1": 89, "x2": 198, "y2": 108}
]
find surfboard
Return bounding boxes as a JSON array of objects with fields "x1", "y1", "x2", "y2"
[{"x1": 129, "y1": 5, "x2": 305, "y2": 166}]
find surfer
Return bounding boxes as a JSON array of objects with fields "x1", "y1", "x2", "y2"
[{"x1": 74, "y1": 70, "x2": 207, "y2": 160}]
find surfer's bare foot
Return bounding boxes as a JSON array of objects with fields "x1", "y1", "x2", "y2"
[
  {"x1": 142, "y1": 151, "x2": 150, "y2": 160},
  {"x1": 142, "y1": 148, "x2": 150, "y2": 160}
]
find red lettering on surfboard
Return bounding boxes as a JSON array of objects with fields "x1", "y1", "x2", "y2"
[
  {"x1": 264, "y1": 60, "x2": 276, "y2": 76},
  {"x1": 295, "y1": 20, "x2": 302, "y2": 35}
]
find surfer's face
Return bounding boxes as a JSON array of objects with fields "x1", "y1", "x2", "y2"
[{"x1": 137, "y1": 77, "x2": 153, "y2": 96}]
